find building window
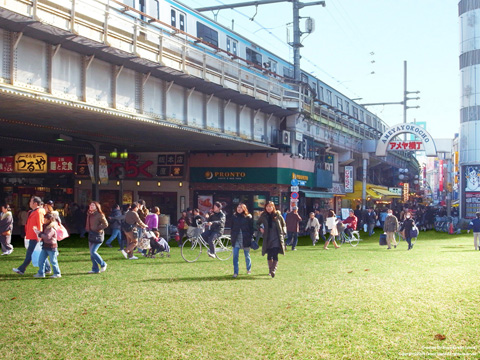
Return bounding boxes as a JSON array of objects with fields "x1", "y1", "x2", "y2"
[{"x1": 196, "y1": 22, "x2": 218, "y2": 47}]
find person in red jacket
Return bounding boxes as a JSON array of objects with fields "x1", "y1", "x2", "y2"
[
  {"x1": 342, "y1": 209, "x2": 358, "y2": 239},
  {"x1": 13, "y1": 196, "x2": 51, "y2": 275}
]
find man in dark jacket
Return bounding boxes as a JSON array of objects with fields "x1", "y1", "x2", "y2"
[
  {"x1": 365, "y1": 208, "x2": 377, "y2": 237},
  {"x1": 286, "y1": 207, "x2": 302, "y2": 251},
  {"x1": 105, "y1": 204, "x2": 123, "y2": 249},
  {"x1": 202, "y1": 201, "x2": 226, "y2": 258}
]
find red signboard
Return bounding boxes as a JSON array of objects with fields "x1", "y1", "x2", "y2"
[
  {"x1": 49, "y1": 156, "x2": 74, "y2": 173},
  {"x1": 388, "y1": 141, "x2": 424, "y2": 151},
  {"x1": 0, "y1": 156, "x2": 13, "y2": 173}
]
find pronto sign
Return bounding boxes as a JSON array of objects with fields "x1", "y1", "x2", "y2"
[{"x1": 376, "y1": 123, "x2": 437, "y2": 157}]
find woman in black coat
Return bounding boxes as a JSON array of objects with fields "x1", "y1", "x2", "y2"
[
  {"x1": 400, "y1": 210, "x2": 416, "y2": 250},
  {"x1": 230, "y1": 203, "x2": 254, "y2": 278}
]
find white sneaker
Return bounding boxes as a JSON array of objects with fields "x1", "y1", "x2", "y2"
[
  {"x1": 207, "y1": 252, "x2": 216, "y2": 259},
  {"x1": 1, "y1": 252, "x2": 8, "y2": 255},
  {"x1": 50, "y1": 274, "x2": 62, "y2": 278},
  {"x1": 12, "y1": 268, "x2": 24, "y2": 275},
  {"x1": 33, "y1": 273, "x2": 45, "y2": 278},
  {"x1": 128, "y1": 256, "x2": 138, "y2": 260},
  {"x1": 100, "y1": 263, "x2": 107, "y2": 272},
  {"x1": 121, "y1": 250, "x2": 128, "y2": 259},
  {"x1": 87, "y1": 271, "x2": 99, "y2": 274}
]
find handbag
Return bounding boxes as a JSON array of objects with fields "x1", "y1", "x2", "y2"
[
  {"x1": 250, "y1": 239, "x2": 259, "y2": 250},
  {"x1": 56, "y1": 224, "x2": 69, "y2": 241},
  {"x1": 88, "y1": 231, "x2": 104, "y2": 244},
  {"x1": 410, "y1": 226, "x2": 419, "y2": 238},
  {"x1": 379, "y1": 233, "x2": 387, "y2": 246}
]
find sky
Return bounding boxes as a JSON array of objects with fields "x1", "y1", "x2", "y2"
[{"x1": 179, "y1": 0, "x2": 459, "y2": 140}]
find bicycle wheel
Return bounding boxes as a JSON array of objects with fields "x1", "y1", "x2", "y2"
[
  {"x1": 214, "y1": 235, "x2": 232, "y2": 261},
  {"x1": 349, "y1": 232, "x2": 360, "y2": 247},
  {"x1": 181, "y1": 237, "x2": 202, "y2": 263}
]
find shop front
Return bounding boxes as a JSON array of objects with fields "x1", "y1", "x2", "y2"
[
  {"x1": 189, "y1": 152, "x2": 316, "y2": 227},
  {"x1": 0, "y1": 154, "x2": 75, "y2": 219},
  {"x1": 342, "y1": 181, "x2": 401, "y2": 209},
  {"x1": 75, "y1": 152, "x2": 188, "y2": 224}
]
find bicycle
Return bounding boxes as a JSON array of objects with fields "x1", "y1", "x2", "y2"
[
  {"x1": 181, "y1": 226, "x2": 232, "y2": 263},
  {"x1": 337, "y1": 230, "x2": 361, "y2": 247}
]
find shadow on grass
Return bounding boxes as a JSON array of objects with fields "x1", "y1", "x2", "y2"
[{"x1": 142, "y1": 274, "x2": 271, "y2": 283}]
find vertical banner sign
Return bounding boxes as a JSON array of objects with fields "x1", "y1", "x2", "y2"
[
  {"x1": 85, "y1": 154, "x2": 95, "y2": 182},
  {"x1": 439, "y1": 160, "x2": 444, "y2": 192},
  {"x1": 344, "y1": 166, "x2": 354, "y2": 193},
  {"x1": 99, "y1": 156, "x2": 109, "y2": 184},
  {"x1": 0, "y1": 156, "x2": 14, "y2": 173}
]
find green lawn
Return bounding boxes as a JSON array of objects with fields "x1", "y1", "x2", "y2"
[{"x1": 1, "y1": 231, "x2": 480, "y2": 359}]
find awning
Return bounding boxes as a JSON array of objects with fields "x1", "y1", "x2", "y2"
[
  {"x1": 371, "y1": 187, "x2": 401, "y2": 198},
  {"x1": 366, "y1": 189, "x2": 382, "y2": 199},
  {"x1": 301, "y1": 190, "x2": 334, "y2": 199}
]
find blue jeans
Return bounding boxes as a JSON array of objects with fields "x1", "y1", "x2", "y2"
[
  {"x1": 89, "y1": 242, "x2": 106, "y2": 273},
  {"x1": 37, "y1": 249, "x2": 61, "y2": 276},
  {"x1": 106, "y1": 228, "x2": 121, "y2": 246},
  {"x1": 18, "y1": 240, "x2": 51, "y2": 273},
  {"x1": 287, "y1": 231, "x2": 298, "y2": 249},
  {"x1": 233, "y1": 243, "x2": 251, "y2": 275}
]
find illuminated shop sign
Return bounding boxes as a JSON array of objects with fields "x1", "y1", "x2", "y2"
[{"x1": 14, "y1": 153, "x2": 47, "y2": 173}]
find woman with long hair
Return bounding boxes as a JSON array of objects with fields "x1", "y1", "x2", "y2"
[
  {"x1": 324, "y1": 210, "x2": 340, "y2": 250},
  {"x1": 86, "y1": 201, "x2": 109, "y2": 273},
  {"x1": 0, "y1": 203, "x2": 14, "y2": 255},
  {"x1": 257, "y1": 201, "x2": 286, "y2": 278},
  {"x1": 230, "y1": 203, "x2": 254, "y2": 278}
]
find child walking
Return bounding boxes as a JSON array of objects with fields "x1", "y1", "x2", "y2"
[{"x1": 33, "y1": 213, "x2": 61, "y2": 279}]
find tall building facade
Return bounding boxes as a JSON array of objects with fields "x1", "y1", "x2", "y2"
[{"x1": 459, "y1": 0, "x2": 480, "y2": 218}]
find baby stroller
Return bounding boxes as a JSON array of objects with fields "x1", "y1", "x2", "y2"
[{"x1": 143, "y1": 230, "x2": 171, "y2": 258}]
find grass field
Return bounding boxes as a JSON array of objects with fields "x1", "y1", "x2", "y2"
[{"x1": 1, "y1": 230, "x2": 480, "y2": 360}]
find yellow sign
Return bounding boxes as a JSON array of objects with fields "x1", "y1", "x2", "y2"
[{"x1": 14, "y1": 153, "x2": 48, "y2": 173}]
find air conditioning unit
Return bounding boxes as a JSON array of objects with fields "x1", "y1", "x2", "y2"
[{"x1": 282, "y1": 130, "x2": 291, "y2": 146}]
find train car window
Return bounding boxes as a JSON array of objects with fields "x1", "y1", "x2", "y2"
[
  {"x1": 179, "y1": 13, "x2": 185, "y2": 31},
  {"x1": 246, "y1": 48, "x2": 262, "y2": 67},
  {"x1": 171, "y1": 9, "x2": 176, "y2": 27},
  {"x1": 123, "y1": 0, "x2": 135, "y2": 8},
  {"x1": 227, "y1": 37, "x2": 238, "y2": 55},
  {"x1": 326, "y1": 90, "x2": 332, "y2": 105},
  {"x1": 283, "y1": 67, "x2": 294, "y2": 79},
  {"x1": 359, "y1": 110, "x2": 365, "y2": 122},
  {"x1": 352, "y1": 106, "x2": 358, "y2": 119},
  {"x1": 146, "y1": 0, "x2": 159, "y2": 19},
  {"x1": 318, "y1": 86, "x2": 324, "y2": 101},
  {"x1": 197, "y1": 22, "x2": 219, "y2": 47},
  {"x1": 267, "y1": 59, "x2": 277, "y2": 73},
  {"x1": 345, "y1": 101, "x2": 349, "y2": 115},
  {"x1": 366, "y1": 114, "x2": 372, "y2": 126},
  {"x1": 336, "y1": 96, "x2": 343, "y2": 111}
]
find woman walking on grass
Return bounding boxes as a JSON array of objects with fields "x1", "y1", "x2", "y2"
[
  {"x1": 257, "y1": 201, "x2": 286, "y2": 278},
  {"x1": 324, "y1": 210, "x2": 340, "y2": 250},
  {"x1": 305, "y1": 212, "x2": 320, "y2": 246},
  {"x1": 230, "y1": 203, "x2": 254, "y2": 278},
  {"x1": 86, "y1": 201, "x2": 109, "y2": 274}
]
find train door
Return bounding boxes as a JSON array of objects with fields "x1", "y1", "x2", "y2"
[
  {"x1": 227, "y1": 36, "x2": 238, "y2": 56},
  {"x1": 170, "y1": 8, "x2": 186, "y2": 32}
]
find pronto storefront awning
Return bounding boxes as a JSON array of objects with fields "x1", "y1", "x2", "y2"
[
  {"x1": 371, "y1": 188, "x2": 401, "y2": 198},
  {"x1": 301, "y1": 190, "x2": 334, "y2": 198}
]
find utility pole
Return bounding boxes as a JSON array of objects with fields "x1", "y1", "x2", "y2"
[
  {"x1": 403, "y1": 60, "x2": 420, "y2": 139},
  {"x1": 195, "y1": 0, "x2": 326, "y2": 82}
]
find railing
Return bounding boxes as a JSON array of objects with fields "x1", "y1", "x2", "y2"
[{"x1": 3, "y1": 0, "x2": 302, "y2": 109}]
